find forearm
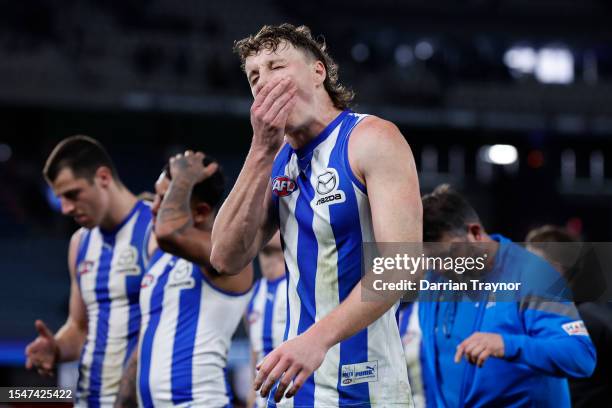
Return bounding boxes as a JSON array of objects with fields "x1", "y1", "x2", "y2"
[
  {"x1": 307, "y1": 282, "x2": 397, "y2": 348},
  {"x1": 114, "y1": 350, "x2": 138, "y2": 408},
  {"x1": 502, "y1": 334, "x2": 596, "y2": 377},
  {"x1": 54, "y1": 319, "x2": 87, "y2": 362},
  {"x1": 156, "y1": 177, "x2": 195, "y2": 238},
  {"x1": 211, "y1": 146, "x2": 275, "y2": 273}
]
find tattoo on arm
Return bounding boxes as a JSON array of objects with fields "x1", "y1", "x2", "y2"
[
  {"x1": 114, "y1": 351, "x2": 138, "y2": 408},
  {"x1": 157, "y1": 178, "x2": 194, "y2": 233}
]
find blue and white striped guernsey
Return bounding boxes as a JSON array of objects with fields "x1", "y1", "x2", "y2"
[
  {"x1": 74, "y1": 200, "x2": 152, "y2": 407},
  {"x1": 269, "y1": 110, "x2": 413, "y2": 407},
  {"x1": 137, "y1": 251, "x2": 251, "y2": 408},
  {"x1": 247, "y1": 276, "x2": 288, "y2": 408}
]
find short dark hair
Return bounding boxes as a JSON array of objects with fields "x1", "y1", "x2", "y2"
[
  {"x1": 525, "y1": 225, "x2": 577, "y2": 244},
  {"x1": 43, "y1": 135, "x2": 120, "y2": 184},
  {"x1": 163, "y1": 156, "x2": 225, "y2": 209},
  {"x1": 233, "y1": 23, "x2": 354, "y2": 110},
  {"x1": 422, "y1": 184, "x2": 481, "y2": 242}
]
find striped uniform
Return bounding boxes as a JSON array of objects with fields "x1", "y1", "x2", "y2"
[
  {"x1": 247, "y1": 276, "x2": 288, "y2": 408},
  {"x1": 75, "y1": 201, "x2": 152, "y2": 407},
  {"x1": 397, "y1": 303, "x2": 425, "y2": 408},
  {"x1": 137, "y1": 251, "x2": 251, "y2": 408},
  {"x1": 269, "y1": 110, "x2": 413, "y2": 407}
]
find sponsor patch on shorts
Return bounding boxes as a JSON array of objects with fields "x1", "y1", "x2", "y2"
[
  {"x1": 562, "y1": 320, "x2": 589, "y2": 336},
  {"x1": 340, "y1": 360, "x2": 378, "y2": 386}
]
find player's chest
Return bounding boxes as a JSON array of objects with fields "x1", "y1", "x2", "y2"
[
  {"x1": 275, "y1": 165, "x2": 358, "y2": 236},
  {"x1": 140, "y1": 257, "x2": 201, "y2": 308},
  {"x1": 77, "y1": 242, "x2": 143, "y2": 304}
]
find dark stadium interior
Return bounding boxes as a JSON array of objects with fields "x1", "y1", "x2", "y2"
[{"x1": 1, "y1": 0, "x2": 611, "y2": 401}]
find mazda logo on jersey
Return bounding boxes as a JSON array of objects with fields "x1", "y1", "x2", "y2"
[
  {"x1": 272, "y1": 176, "x2": 297, "y2": 197},
  {"x1": 316, "y1": 171, "x2": 337, "y2": 195},
  {"x1": 314, "y1": 168, "x2": 346, "y2": 206}
]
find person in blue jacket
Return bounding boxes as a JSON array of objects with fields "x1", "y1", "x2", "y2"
[{"x1": 418, "y1": 184, "x2": 596, "y2": 408}]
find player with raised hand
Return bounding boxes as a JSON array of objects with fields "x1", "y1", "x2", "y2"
[{"x1": 211, "y1": 24, "x2": 422, "y2": 407}]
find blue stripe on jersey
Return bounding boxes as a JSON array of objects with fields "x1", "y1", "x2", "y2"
[
  {"x1": 75, "y1": 229, "x2": 91, "y2": 398},
  {"x1": 124, "y1": 203, "x2": 151, "y2": 365},
  {"x1": 279, "y1": 234, "x2": 291, "y2": 344},
  {"x1": 139, "y1": 258, "x2": 175, "y2": 408},
  {"x1": 224, "y1": 366, "x2": 234, "y2": 408},
  {"x1": 88, "y1": 235, "x2": 115, "y2": 408},
  {"x1": 398, "y1": 303, "x2": 414, "y2": 337},
  {"x1": 329, "y1": 113, "x2": 371, "y2": 406},
  {"x1": 170, "y1": 264, "x2": 203, "y2": 405},
  {"x1": 291, "y1": 165, "x2": 318, "y2": 407},
  {"x1": 247, "y1": 279, "x2": 263, "y2": 317},
  {"x1": 263, "y1": 278, "x2": 282, "y2": 355}
]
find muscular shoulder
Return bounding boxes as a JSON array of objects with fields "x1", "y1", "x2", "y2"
[{"x1": 348, "y1": 115, "x2": 412, "y2": 180}]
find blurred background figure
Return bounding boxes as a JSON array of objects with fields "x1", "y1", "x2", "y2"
[
  {"x1": 116, "y1": 152, "x2": 253, "y2": 408},
  {"x1": 25, "y1": 136, "x2": 152, "y2": 407},
  {"x1": 245, "y1": 232, "x2": 287, "y2": 408},
  {"x1": 418, "y1": 185, "x2": 596, "y2": 408},
  {"x1": 526, "y1": 225, "x2": 612, "y2": 408}
]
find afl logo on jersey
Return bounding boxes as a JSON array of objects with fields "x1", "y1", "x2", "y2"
[
  {"x1": 272, "y1": 176, "x2": 297, "y2": 197},
  {"x1": 141, "y1": 273, "x2": 155, "y2": 288},
  {"x1": 77, "y1": 260, "x2": 96, "y2": 276}
]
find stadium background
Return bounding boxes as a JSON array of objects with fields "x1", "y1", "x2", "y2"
[{"x1": 1, "y1": 0, "x2": 611, "y2": 404}]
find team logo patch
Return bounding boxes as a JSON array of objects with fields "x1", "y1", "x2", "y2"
[
  {"x1": 141, "y1": 273, "x2": 155, "y2": 288},
  {"x1": 562, "y1": 320, "x2": 589, "y2": 336},
  {"x1": 168, "y1": 260, "x2": 195, "y2": 289},
  {"x1": 248, "y1": 311, "x2": 261, "y2": 325},
  {"x1": 77, "y1": 260, "x2": 96, "y2": 276},
  {"x1": 272, "y1": 176, "x2": 297, "y2": 197},
  {"x1": 316, "y1": 171, "x2": 337, "y2": 195},
  {"x1": 340, "y1": 360, "x2": 378, "y2": 386},
  {"x1": 314, "y1": 168, "x2": 346, "y2": 206},
  {"x1": 114, "y1": 246, "x2": 141, "y2": 276}
]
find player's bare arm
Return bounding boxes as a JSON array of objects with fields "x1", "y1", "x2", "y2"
[
  {"x1": 114, "y1": 348, "x2": 139, "y2": 408},
  {"x1": 25, "y1": 229, "x2": 89, "y2": 376},
  {"x1": 211, "y1": 77, "x2": 296, "y2": 275},
  {"x1": 155, "y1": 151, "x2": 218, "y2": 265},
  {"x1": 255, "y1": 117, "x2": 423, "y2": 401}
]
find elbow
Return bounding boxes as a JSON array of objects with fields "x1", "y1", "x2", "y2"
[
  {"x1": 155, "y1": 227, "x2": 179, "y2": 254},
  {"x1": 565, "y1": 341, "x2": 597, "y2": 378},
  {"x1": 576, "y1": 343, "x2": 597, "y2": 378},
  {"x1": 210, "y1": 246, "x2": 242, "y2": 276}
]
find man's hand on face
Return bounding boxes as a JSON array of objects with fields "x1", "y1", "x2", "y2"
[{"x1": 250, "y1": 77, "x2": 297, "y2": 154}]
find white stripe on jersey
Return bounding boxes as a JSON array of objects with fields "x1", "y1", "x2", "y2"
[
  {"x1": 309, "y1": 123, "x2": 342, "y2": 407},
  {"x1": 280, "y1": 153, "x2": 301, "y2": 346},
  {"x1": 77, "y1": 231, "x2": 103, "y2": 398}
]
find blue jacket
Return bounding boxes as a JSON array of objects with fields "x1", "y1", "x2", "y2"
[{"x1": 419, "y1": 235, "x2": 596, "y2": 408}]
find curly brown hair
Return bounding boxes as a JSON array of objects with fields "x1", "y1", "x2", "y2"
[{"x1": 233, "y1": 23, "x2": 354, "y2": 110}]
